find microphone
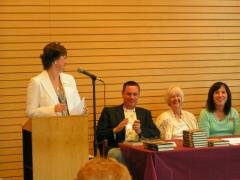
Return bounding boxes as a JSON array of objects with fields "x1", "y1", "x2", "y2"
[{"x1": 77, "y1": 67, "x2": 102, "y2": 81}]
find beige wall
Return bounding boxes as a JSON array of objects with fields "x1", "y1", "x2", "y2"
[{"x1": 1, "y1": 0, "x2": 240, "y2": 179}]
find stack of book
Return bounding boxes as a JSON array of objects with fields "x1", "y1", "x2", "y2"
[
  {"x1": 208, "y1": 139, "x2": 230, "y2": 147},
  {"x1": 143, "y1": 139, "x2": 175, "y2": 151},
  {"x1": 183, "y1": 130, "x2": 208, "y2": 148}
]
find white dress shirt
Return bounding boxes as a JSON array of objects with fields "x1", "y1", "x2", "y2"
[{"x1": 124, "y1": 107, "x2": 139, "y2": 142}]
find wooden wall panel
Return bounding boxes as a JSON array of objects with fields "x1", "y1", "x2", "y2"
[{"x1": 1, "y1": 0, "x2": 240, "y2": 179}]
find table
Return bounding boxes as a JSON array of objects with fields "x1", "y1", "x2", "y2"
[{"x1": 119, "y1": 139, "x2": 240, "y2": 180}]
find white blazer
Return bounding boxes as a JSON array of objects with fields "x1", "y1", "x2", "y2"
[{"x1": 26, "y1": 70, "x2": 85, "y2": 118}]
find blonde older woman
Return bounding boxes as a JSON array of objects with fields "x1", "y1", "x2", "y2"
[{"x1": 155, "y1": 86, "x2": 198, "y2": 140}]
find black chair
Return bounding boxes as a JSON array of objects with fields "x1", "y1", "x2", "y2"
[{"x1": 98, "y1": 139, "x2": 109, "y2": 157}]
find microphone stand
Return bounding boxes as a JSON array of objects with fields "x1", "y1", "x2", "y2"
[
  {"x1": 77, "y1": 67, "x2": 105, "y2": 157},
  {"x1": 91, "y1": 76, "x2": 97, "y2": 156}
]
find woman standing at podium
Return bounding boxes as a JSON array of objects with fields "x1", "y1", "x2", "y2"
[{"x1": 26, "y1": 42, "x2": 86, "y2": 118}]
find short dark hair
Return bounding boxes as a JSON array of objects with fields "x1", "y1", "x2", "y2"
[
  {"x1": 40, "y1": 42, "x2": 67, "y2": 70},
  {"x1": 122, "y1": 81, "x2": 140, "y2": 93},
  {"x1": 207, "y1": 81, "x2": 232, "y2": 115}
]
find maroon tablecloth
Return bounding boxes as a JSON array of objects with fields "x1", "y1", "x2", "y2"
[{"x1": 119, "y1": 140, "x2": 240, "y2": 180}]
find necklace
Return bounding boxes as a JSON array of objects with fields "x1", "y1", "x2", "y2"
[
  {"x1": 214, "y1": 111, "x2": 225, "y2": 121},
  {"x1": 173, "y1": 110, "x2": 182, "y2": 121},
  {"x1": 48, "y1": 73, "x2": 62, "y2": 92},
  {"x1": 56, "y1": 86, "x2": 60, "y2": 92}
]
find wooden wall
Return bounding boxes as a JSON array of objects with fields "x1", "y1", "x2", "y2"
[{"x1": 1, "y1": 0, "x2": 240, "y2": 179}]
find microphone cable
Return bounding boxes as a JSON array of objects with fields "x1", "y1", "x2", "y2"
[{"x1": 97, "y1": 78, "x2": 106, "y2": 108}]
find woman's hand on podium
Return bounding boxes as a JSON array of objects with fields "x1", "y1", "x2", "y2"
[
  {"x1": 82, "y1": 97, "x2": 89, "y2": 115},
  {"x1": 54, "y1": 103, "x2": 66, "y2": 112}
]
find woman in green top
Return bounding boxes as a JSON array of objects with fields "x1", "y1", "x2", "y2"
[{"x1": 199, "y1": 82, "x2": 239, "y2": 137}]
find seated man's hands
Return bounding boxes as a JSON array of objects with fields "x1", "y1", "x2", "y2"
[
  {"x1": 133, "y1": 120, "x2": 142, "y2": 134},
  {"x1": 113, "y1": 118, "x2": 128, "y2": 133}
]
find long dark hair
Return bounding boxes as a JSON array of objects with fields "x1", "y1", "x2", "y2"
[{"x1": 207, "y1": 82, "x2": 231, "y2": 115}]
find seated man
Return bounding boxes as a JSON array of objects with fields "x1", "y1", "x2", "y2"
[{"x1": 96, "y1": 81, "x2": 160, "y2": 163}]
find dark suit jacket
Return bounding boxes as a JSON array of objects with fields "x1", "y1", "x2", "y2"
[{"x1": 96, "y1": 104, "x2": 160, "y2": 148}]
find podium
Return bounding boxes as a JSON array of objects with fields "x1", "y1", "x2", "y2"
[{"x1": 22, "y1": 115, "x2": 89, "y2": 180}]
